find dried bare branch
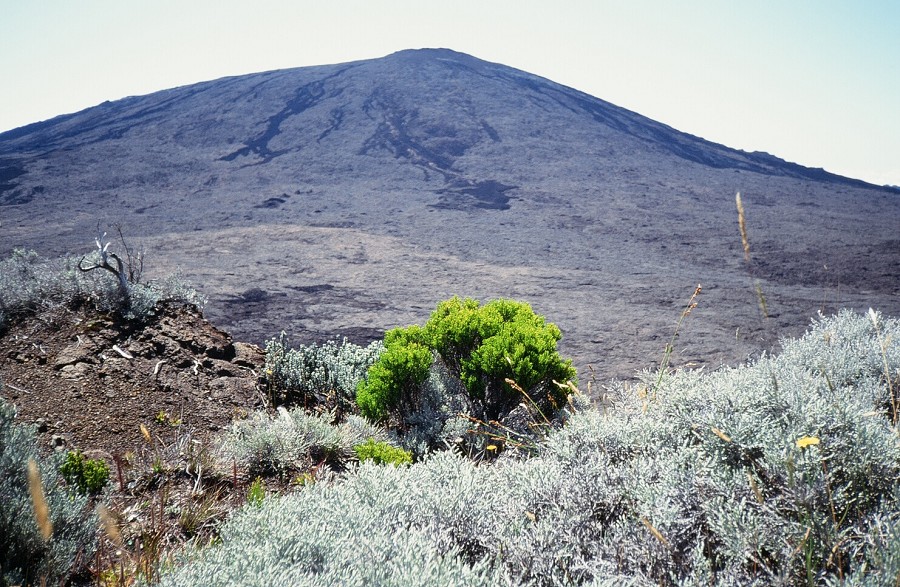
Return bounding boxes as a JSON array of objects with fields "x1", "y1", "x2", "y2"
[
  {"x1": 115, "y1": 224, "x2": 144, "y2": 285},
  {"x1": 78, "y1": 231, "x2": 131, "y2": 299}
]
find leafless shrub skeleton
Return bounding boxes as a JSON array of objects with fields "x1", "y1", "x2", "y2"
[{"x1": 78, "y1": 227, "x2": 144, "y2": 303}]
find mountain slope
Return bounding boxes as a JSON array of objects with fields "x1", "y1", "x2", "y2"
[{"x1": 1, "y1": 48, "x2": 897, "y2": 379}]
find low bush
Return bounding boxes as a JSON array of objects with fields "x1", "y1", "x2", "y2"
[
  {"x1": 353, "y1": 439, "x2": 413, "y2": 466},
  {"x1": 0, "y1": 247, "x2": 205, "y2": 333},
  {"x1": 425, "y1": 297, "x2": 577, "y2": 417},
  {"x1": 264, "y1": 335, "x2": 384, "y2": 410},
  {"x1": 59, "y1": 450, "x2": 110, "y2": 495},
  {"x1": 356, "y1": 326, "x2": 433, "y2": 422},
  {"x1": 356, "y1": 297, "x2": 579, "y2": 457},
  {"x1": 159, "y1": 310, "x2": 900, "y2": 586},
  {"x1": 219, "y1": 407, "x2": 389, "y2": 477},
  {"x1": 0, "y1": 398, "x2": 98, "y2": 586}
]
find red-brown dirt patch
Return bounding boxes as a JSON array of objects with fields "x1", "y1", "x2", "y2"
[{"x1": 0, "y1": 302, "x2": 266, "y2": 458}]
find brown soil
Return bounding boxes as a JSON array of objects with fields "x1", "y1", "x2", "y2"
[
  {"x1": 0, "y1": 303, "x2": 271, "y2": 582},
  {"x1": 0, "y1": 302, "x2": 265, "y2": 457}
]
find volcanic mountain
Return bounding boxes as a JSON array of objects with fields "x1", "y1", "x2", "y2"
[{"x1": 1, "y1": 48, "x2": 897, "y2": 379}]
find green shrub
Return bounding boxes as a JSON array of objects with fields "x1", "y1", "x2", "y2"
[
  {"x1": 353, "y1": 439, "x2": 413, "y2": 466},
  {"x1": 157, "y1": 310, "x2": 899, "y2": 586},
  {"x1": 0, "y1": 398, "x2": 98, "y2": 586},
  {"x1": 264, "y1": 335, "x2": 384, "y2": 410},
  {"x1": 59, "y1": 450, "x2": 110, "y2": 495},
  {"x1": 357, "y1": 297, "x2": 577, "y2": 424},
  {"x1": 356, "y1": 326, "x2": 433, "y2": 422},
  {"x1": 455, "y1": 298, "x2": 576, "y2": 414}
]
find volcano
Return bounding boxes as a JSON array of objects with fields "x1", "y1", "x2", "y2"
[{"x1": 1, "y1": 48, "x2": 897, "y2": 379}]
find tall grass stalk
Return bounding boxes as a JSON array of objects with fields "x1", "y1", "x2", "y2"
[
  {"x1": 27, "y1": 459, "x2": 52, "y2": 541},
  {"x1": 651, "y1": 284, "x2": 701, "y2": 399},
  {"x1": 736, "y1": 191, "x2": 751, "y2": 263},
  {"x1": 869, "y1": 308, "x2": 898, "y2": 428},
  {"x1": 736, "y1": 191, "x2": 770, "y2": 319}
]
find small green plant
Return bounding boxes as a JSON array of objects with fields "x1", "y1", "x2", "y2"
[
  {"x1": 151, "y1": 457, "x2": 166, "y2": 476},
  {"x1": 353, "y1": 439, "x2": 413, "y2": 466},
  {"x1": 292, "y1": 472, "x2": 316, "y2": 487},
  {"x1": 155, "y1": 411, "x2": 182, "y2": 427},
  {"x1": 60, "y1": 449, "x2": 110, "y2": 495},
  {"x1": 247, "y1": 477, "x2": 265, "y2": 506}
]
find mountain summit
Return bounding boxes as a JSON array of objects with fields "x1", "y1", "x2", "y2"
[{"x1": 1, "y1": 49, "x2": 897, "y2": 377}]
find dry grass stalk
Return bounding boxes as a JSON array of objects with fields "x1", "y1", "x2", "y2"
[
  {"x1": 112, "y1": 453, "x2": 127, "y2": 492},
  {"x1": 868, "y1": 308, "x2": 898, "y2": 427},
  {"x1": 640, "y1": 516, "x2": 670, "y2": 548},
  {"x1": 791, "y1": 527, "x2": 812, "y2": 558},
  {"x1": 736, "y1": 191, "x2": 751, "y2": 262},
  {"x1": 746, "y1": 472, "x2": 764, "y2": 504},
  {"x1": 651, "y1": 284, "x2": 702, "y2": 399},
  {"x1": 27, "y1": 458, "x2": 53, "y2": 540},
  {"x1": 140, "y1": 423, "x2": 152, "y2": 444},
  {"x1": 96, "y1": 504, "x2": 129, "y2": 586},
  {"x1": 459, "y1": 412, "x2": 533, "y2": 452},
  {"x1": 504, "y1": 377, "x2": 551, "y2": 425},
  {"x1": 710, "y1": 426, "x2": 732, "y2": 443},
  {"x1": 754, "y1": 282, "x2": 769, "y2": 319},
  {"x1": 735, "y1": 192, "x2": 769, "y2": 319},
  {"x1": 98, "y1": 505, "x2": 123, "y2": 548}
]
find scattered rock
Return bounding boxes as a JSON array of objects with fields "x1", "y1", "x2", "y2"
[
  {"x1": 54, "y1": 342, "x2": 94, "y2": 368},
  {"x1": 233, "y1": 342, "x2": 264, "y2": 368},
  {"x1": 60, "y1": 362, "x2": 91, "y2": 380},
  {"x1": 0, "y1": 303, "x2": 266, "y2": 455}
]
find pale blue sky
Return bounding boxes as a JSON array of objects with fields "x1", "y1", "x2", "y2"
[{"x1": 2, "y1": 1, "x2": 898, "y2": 185}]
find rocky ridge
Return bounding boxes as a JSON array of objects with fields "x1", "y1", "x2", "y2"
[{"x1": 0, "y1": 302, "x2": 264, "y2": 457}]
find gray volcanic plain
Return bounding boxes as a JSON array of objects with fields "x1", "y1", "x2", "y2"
[{"x1": 1, "y1": 48, "x2": 898, "y2": 381}]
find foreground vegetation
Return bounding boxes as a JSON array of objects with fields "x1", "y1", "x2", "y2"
[
  {"x1": 159, "y1": 309, "x2": 900, "y2": 586},
  {"x1": 1, "y1": 246, "x2": 898, "y2": 585}
]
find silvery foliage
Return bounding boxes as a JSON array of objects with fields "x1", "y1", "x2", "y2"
[
  {"x1": 220, "y1": 407, "x2": 389, "y2": 476},
  {"x1": 0, "y1": 398, "x2": 97, "y2": 585},
  {"x1": 399, "y1": 359, "x2": 587, "y2": 459},
  {"x1": 265, "y1": 335, "x2": 384, "y2": 409},
  {"x1": 162, "y1": 310, "x2": 899, "y2": 585},
  {"x1": 0, "y1": 249, "x2": 205, "y2": 330},
  {"x1": 123, "y1": 274, "x2": 207, "y2": 321},
  {"x1": 397, "y1": 358, "x2": 480, "y2": 457}
]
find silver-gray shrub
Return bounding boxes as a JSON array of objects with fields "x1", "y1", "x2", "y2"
[
  {"x1": 396, "y1": 358, "x2": 480, "y2": 457},
  {"x1": 0, "y1": 398, "x2": 98, "y2": 586},
  {"x1": 220, "y1": 407, "x2": 389, "y2": 477},
  {"x1": 264, "y1": 335, "x2": 384, "y2": 410},
  {"x1": 0, "y1": 249, "x2": 205, "y2": 331},
  {"x1": 374, "y1": 357, "x2": 590, "y2": 459},
  {"x1": 383, "y1": 357, "x2": 584, "y2": 459},
  {"x1": 161, "y1": 310, "x2": 899, "y2": 586}
]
